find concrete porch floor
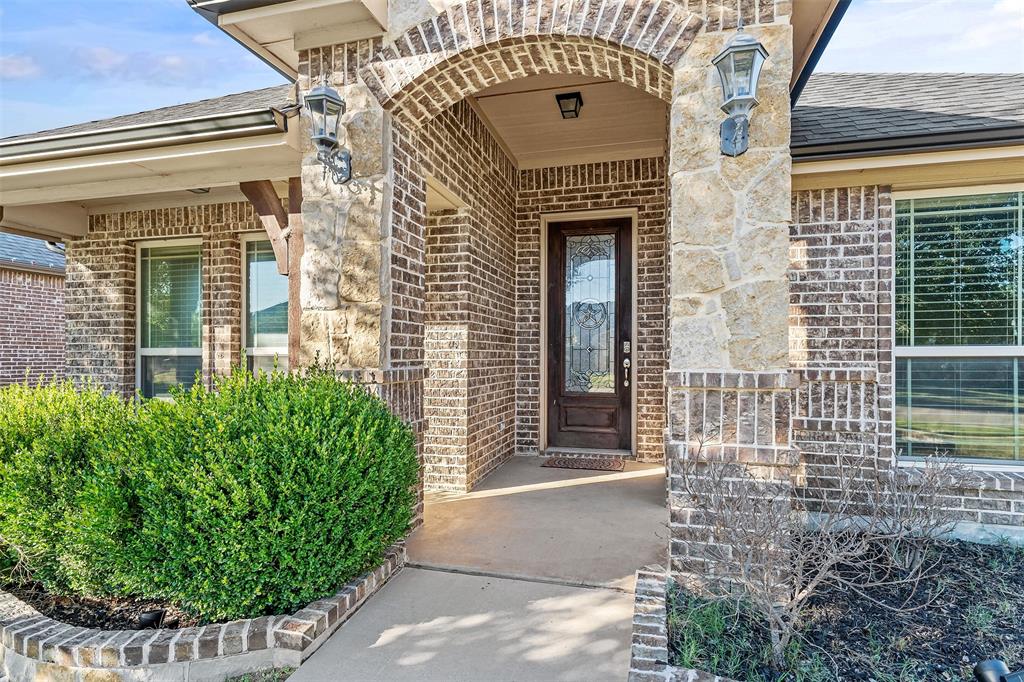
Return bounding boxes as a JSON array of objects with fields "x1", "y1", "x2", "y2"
[
  {"x1": 408, "y1": 456, "x2": 669, "y2": 592},
  {"x1": 290, "y1": 456, "x2": 668, "y2": 681}
]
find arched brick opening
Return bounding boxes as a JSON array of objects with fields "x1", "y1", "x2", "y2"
[
  {"x1": 359, "y1": 0, "x2": 703, "y2": 123},
  {"x1": 346, "y1": 1, "x2": 696, "y2": 490}
]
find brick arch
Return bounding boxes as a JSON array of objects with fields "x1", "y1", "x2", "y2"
[{"x1": 359, "y1": 0, "x2": 703, "y2": 125}]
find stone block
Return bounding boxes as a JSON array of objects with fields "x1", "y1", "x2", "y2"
[
  {"x1": 721, "y1": 281, "x2": 788, "y2": 370},
  {"x1": 672, "y1": 248, "x2": 725, "y2": 293},
  {"x1": 339, "y1": 242, "x2": 382, "y2": 303},
  {"x1": 671, "y1": 171, "x2": 735, "y2": 247}
]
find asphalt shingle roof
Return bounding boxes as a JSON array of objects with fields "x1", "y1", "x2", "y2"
[
  {"x1": 0, "y1": 233, "x2": 66, "y2": 273},
  {"x1": 0, "y1": 85, "x2": 294, "y2": 144},
  {"x1": 792, "y1": 72, "x2": 1024, "y2": 149},
  {"x1": 2, "y1": 75, "x2": 1020, "y2": 154}
]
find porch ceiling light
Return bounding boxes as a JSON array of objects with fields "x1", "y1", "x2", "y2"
[
  {"x1": 712, "y1": 26, "x2": 769, "y2": 157},
  {"x1": 555, "y1": 91, "x2": 583, "y2": 119},
  {"x1": 304, "y1": 82, "x2": 352, "y2": 185}
]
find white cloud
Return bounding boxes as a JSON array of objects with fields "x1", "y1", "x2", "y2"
[
  {"x1": 192, "y1": 32, "x2": 218, "y2": 46},
  {"x1": 817, "y1": 0, "x2": 1024, "y2": 73},
  {"x1": 0, "y1": 55, "x2": 42, "y2": 79},
  {"x1": 950, "y1": 0, "x2": 1024, "y2": 54},
  {"x1": 78, "y1": 46, "x2": 129, "y2": 76}
]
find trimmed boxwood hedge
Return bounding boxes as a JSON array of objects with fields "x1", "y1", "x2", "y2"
[{"x1": 0, "y1": 367, "x2": 417, "y2": 622}]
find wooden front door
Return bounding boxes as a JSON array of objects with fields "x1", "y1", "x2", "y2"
[{"x1": 547, "y1": 218, "x2": 632, "y2": 451}]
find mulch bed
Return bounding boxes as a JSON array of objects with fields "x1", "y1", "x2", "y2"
[
  {"x1": 670, "y1": 540, "x2": 1024, "y2": 681},
  {"x1": 803, "y1": 540, "x2": 1023, "y2": 680},
  {"x1": 2, "y1": 580, "x2": 198, "y2": 630}
]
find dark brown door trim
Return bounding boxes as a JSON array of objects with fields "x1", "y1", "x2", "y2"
[{"x1": 545, "y1": 217, "x2": 632, "y2": 451}]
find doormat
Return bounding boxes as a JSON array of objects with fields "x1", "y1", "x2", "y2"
[{"x1": 542, "y1": 456, "x2": 625, "y2": 472}]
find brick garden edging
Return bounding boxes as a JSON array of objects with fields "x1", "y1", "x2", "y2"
[
  {"x1": 0, "y1": 543, "x2": 405, "y2": 681},
  {"x1": 627, "y1": 565, "x2": 735, "y2": 682}
]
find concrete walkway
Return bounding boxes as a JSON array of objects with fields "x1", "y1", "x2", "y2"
[
  {"x1": 290, "y1": 568, "x2": 634, "y2": 681},
  {"x1": 290, "y1": 456, "x2": 667, "y2": 681}
]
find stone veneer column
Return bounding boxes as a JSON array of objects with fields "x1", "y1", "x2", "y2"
[
  {"x1": 297, "y1": 81, "x2": 387, "y2": 371},
  {"x1": 666, "y1": 15, "x2": 796, "y2": 588}
]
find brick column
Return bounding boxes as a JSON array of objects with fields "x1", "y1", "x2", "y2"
[{"x1": 423, "y1": 211, "x2": 472, "y2": 491}]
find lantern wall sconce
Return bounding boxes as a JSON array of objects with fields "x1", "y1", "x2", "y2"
[
  {"x1": 555, "y1": 91, "x2": 583, "y2": 119},
  {"x1": 712, "y1": 27, "x2": 769, "y2": 157},
  {"x1": 304, "y1": 81, "x2": 352, "y2": 185}
]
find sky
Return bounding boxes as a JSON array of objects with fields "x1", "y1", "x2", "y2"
[{"x1": 0, "y1": 0, "x2": 1022, "y2": 138}]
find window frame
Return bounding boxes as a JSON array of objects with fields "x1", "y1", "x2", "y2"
[
  {"x1": 240, "y1": 233, "x2": 289, "y2": 371},
  {"x1": 135, "y1": 238, "x2": 204, "y2": 397},
  {"x1": 892, "y1": 184, "x2": 1024, "y2": 470}
]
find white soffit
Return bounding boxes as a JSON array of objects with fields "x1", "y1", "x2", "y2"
[
  {"x1": 218, "y1": 0, "x2": 387, "y2": 78},
  {"x1": 472, "y1": 74, "x2": 668, "y2": 170},
  {"x1": 0, "y1": 134, "x2": 301, "y2": 208}
]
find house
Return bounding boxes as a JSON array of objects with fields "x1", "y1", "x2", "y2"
[
  {"x1": 0, "y1": 233, "x2": 65, "y2": 386},
  {"x1": 0, "y1": 0, "x2": 1020, "y2": 580}
]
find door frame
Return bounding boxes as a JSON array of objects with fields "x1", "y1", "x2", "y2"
[{"x1": 539, "y1": 207, "x2": 639, "y2": 455}]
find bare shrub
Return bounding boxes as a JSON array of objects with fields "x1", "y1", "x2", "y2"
[{"x1": 674, "y1": 429, "x2": 970, "y2": 670}]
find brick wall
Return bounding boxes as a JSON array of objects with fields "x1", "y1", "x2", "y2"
[
  {"x1": 790, "y1": 186, "x2": 1022, "y2": 530},
  {"x1": 65, "y1": 203, "x2": 259, "y2": 396},
  {"x1": 0, "y1": 267, "x2": 65, "y2": 386},
  {"x1": 517, "y1": 158, "x2": 669, "y2": 462},
  {"x1": 419, "y1": 100, "x2": 519, "y2": 491}
]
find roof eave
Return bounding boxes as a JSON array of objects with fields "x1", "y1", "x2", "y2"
[
  {"x1": 0, "y1": 108, "x2": 289, "y2": 165},
  {"x1": 188, "y1": 0, "x2": 297, "y2": 80},
  {"x1": 0, "y1": 258, "x2": 65, "y2": 276}
]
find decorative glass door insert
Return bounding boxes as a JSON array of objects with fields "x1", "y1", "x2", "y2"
[{"x1": 564, "y1": 233, "x2": 616, "y2": 394}]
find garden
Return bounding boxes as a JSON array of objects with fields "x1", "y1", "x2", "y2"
[
  {"x1": 0, "y1": 368, "x2": 418, "y2": 630},
  {"x1": 665, "y1": 449, "x2": 1023, "y2": 682}
]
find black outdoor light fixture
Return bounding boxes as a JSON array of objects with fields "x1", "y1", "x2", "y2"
[
  {"x1": 712, "y1": 25, "x2": 769, "y2": 157},
  {"x1": 556, "y1": 91, "x2": 583, "y2": 119},
  {"x1": 304, "y1": 80, "x2": 352, "y2": 185},
  {"x1": 974, "y1": 659, "x2": 1024, "y2": 682}
]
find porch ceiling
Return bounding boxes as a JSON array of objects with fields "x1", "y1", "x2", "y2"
[{"x1": 471, "y1": 74, "x2": 668, "y2": 170}]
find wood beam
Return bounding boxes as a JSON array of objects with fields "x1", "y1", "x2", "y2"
[
  {"x1": 240, "y1": 180, "x2": 288, "y2": 275},
  {"x1": 287, "y1": 177, "x2": 304, "y2": 367}
]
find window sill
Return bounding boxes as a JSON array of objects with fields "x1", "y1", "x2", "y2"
[{"x1": 896, "y1": 459, "x2": 1024, "y2": 491}]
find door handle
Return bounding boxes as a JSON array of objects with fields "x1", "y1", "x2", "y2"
[{"x1": 622, "y1": 358, "x2": 630, "y2": 387}]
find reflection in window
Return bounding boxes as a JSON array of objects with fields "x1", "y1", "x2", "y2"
[
  {"x1": 245, "y1": 240, "x2": 288, "y2": 373},
  {"x1": 139, "y1": 245, "x2": 202, "y2": 399},
  {"x1": 895, "y1": 192, "x2": 1023, "y2": 462},
  {"x1": 896, "y1": 358, "x2": 1020, "y2": 461}
]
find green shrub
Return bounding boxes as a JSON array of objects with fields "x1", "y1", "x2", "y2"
[
  {"x1": 1, "y1": 368, "x2": 418, "y2": 623},
  {"x1": 0, "y1": 381, "x2": 131, "y2": 593}
]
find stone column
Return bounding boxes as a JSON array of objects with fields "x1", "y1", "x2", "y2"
[
  {"x1": 297, "y1": 80, "x2": 387, "y2": 372},
  {"x1": 666, "y1": 18, "x2": 796, "y2": 588}
]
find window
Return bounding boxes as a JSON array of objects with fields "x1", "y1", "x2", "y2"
[
  {"x1": 244, "y1": 239, "x2": 288, "y2": 373},
  {"x1": 895, "y1": 191, "x2": 1023, "y2": 463},
  {"x1": 139, "y1": 244, "x2": 202, "y2": 399}
]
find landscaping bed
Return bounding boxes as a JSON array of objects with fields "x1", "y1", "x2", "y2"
[
  {"x1": 1, "y1": 578, "x2": 197, "y2": 630},
  {"x1": 0, "y1": 368, "x2": 418, "y2": 679},
  {"x1": 668, "y1": 540, "x2": 1024, "y2": 681}
]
